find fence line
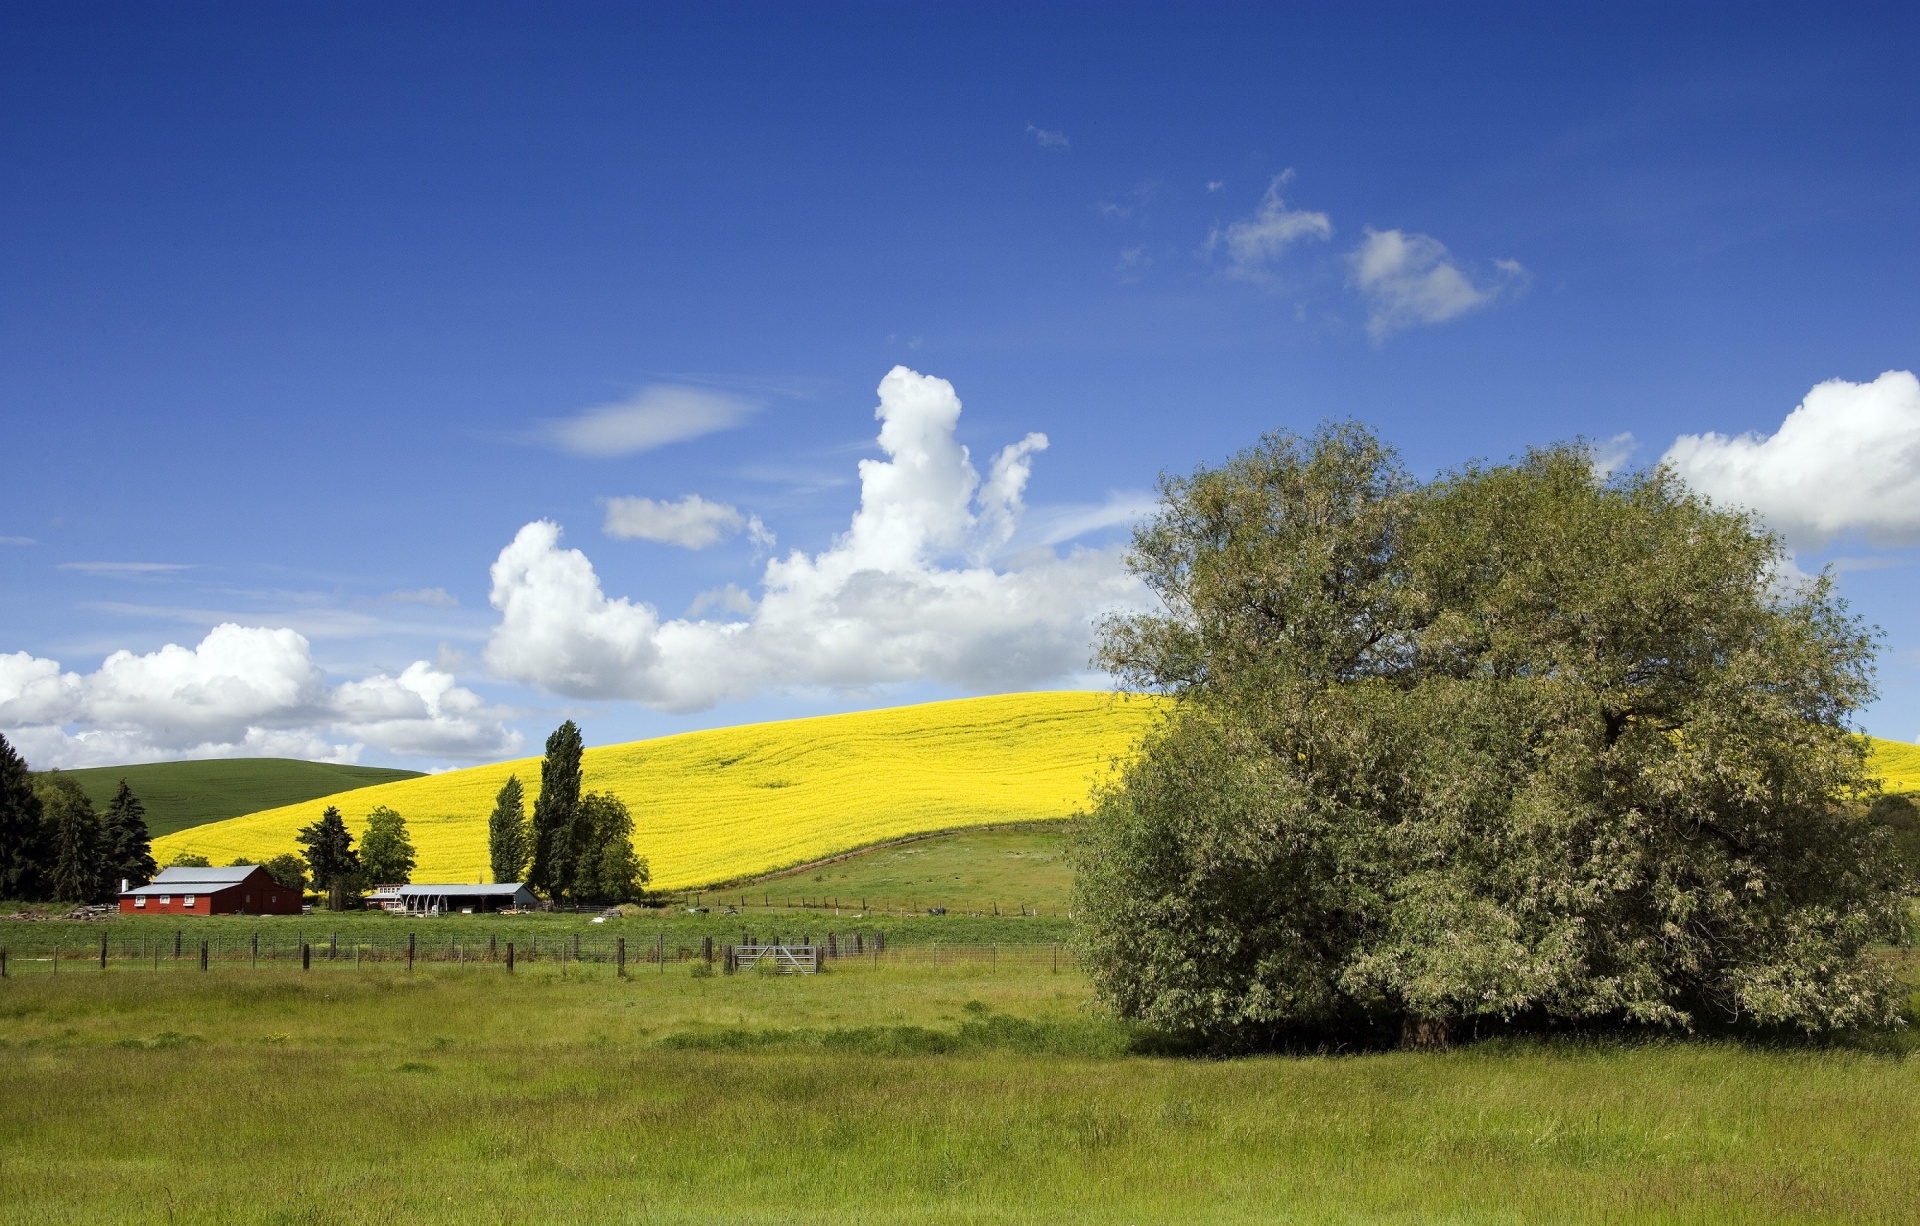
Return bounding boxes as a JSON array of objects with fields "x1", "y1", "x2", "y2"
[{"x1": 0, "y1": 932, "x2": 1081, "y2": 975}]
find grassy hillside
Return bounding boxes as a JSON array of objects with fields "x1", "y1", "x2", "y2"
[
  {"x1": 751, "y1": 825, "x2": 1075, "y2": 911},
  {"x1": 45, "y1": 758, "x2": 423, "y2": 838},
  {"x1": 154, "y1": 692, "x2": 1160, "y2": 889}
]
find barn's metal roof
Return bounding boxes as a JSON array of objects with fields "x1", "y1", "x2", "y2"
[{"x1": 121, "y1": 865, "x2": 267, "y2": 895}]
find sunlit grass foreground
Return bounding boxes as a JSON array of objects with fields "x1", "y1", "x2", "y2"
[
  {"x1": 152, "y1": 692, "x2": 1162, "y2": 889},
  {"x1": 3, "y1": 963, "x2": 1918, "y2": 1224}
]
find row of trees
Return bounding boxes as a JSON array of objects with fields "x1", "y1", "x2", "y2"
[
  {"x1": 487, "y1": 721, "x2": 649, "y2": 903},
  {"x1": 291, "y1": 804, "x2": 417, "y2": 910},
  {"x1": 0, "y1": 734, "x2": 156, "y2": 903},
  {"x1": 1073, "y1": 425, "x2": 1918, "y2": 1047}
]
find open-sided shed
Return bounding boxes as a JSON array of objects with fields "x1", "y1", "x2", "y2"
[{"x1": 379, "y1": 883, "x2": 539, "y2": 915}]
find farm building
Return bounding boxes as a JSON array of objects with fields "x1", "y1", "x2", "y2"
[
  {"x1": 119, "y1": 865, "x2": 303, "y2": 916},
  {"x1": 369, "y1": 883, "x2": 538, "y2": 915}
]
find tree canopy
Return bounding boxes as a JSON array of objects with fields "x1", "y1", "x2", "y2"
[
  {"x1": 1073, "y1": 424, "x2": 1909, "y2": 1048},
  {"x1": 359, "y1": 806, "x2": 416, "y2": 885}
]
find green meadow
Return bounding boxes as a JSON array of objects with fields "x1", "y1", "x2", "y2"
[
  {"x1": 3, "y1": 958, "x2": 1919, "y2": 1225},
  {"x1": 41, "y1": 758, "x2": 422, "y2": 838}
]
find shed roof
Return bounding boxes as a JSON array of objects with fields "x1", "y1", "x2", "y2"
[{"x1": 395, "y1": 883, "x2": 531, "y2": 897}]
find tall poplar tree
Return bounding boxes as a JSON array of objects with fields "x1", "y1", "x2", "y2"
[
  {"x1": 488, "y1": 774, "x2": 529, "y2": 884},
  {"x1": 0, "y1": 733, "x2": 47, "y2": 901},
  {"x1": 102, "y1": 780, "x2": 156, "y2": 889},
  {"x1": 528, "y1": 721, "x2": 583, "y2": 899}
]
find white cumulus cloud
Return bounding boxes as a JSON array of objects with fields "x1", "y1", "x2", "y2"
[
  {"x1": 544, "y1": 385, "x2": 757, "y2": 457},
  {"x1": 0, "y1": 624, "x2": 520, "y2": 769},
  {"x1": 602, "y1": 494, "x2": 771, "y2": 551},
  {"x1": 1662, "y1": 371, "x2": 1920, "y2": 548},
  {"x1": 1210, "y1": 172, "x2": 1333, "y2": 279},
  {"x1": 1349, "y1": 228, "x2": 1526, "y2": 339},
  {"x1": 484, "y1": 366, "x2": 1151, "y2": 711}
]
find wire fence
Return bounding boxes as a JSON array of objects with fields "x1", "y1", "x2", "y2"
[{"x1": 0, "y1": 930, "x2": 1080, "y2": 975}]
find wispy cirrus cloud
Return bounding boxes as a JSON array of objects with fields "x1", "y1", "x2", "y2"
[
  {"x1": 1349, "y1": 228, "x2": 1528, "y2": 339},
  {"x1": 1026, "y1": 123, "x2": 1069, "y2": 149},
  {"x1": 1207, "y1": 172, "x2": 1333, "y2": 279},
  {"x1": 602, "y1": 494, "x2": 773, "y2": 551},
  {"x1": 386, "y1": 587, "x2": 459, "y2": 607},
  {"x1": 542, "y1": 385, "x2": 758, "y2": 457},
  {"x1": 0, "y1": 536, "x2": 34, "y2": 546},
  {"x1": 58, "y1": 561, "x2": 194, "y2": 577}
]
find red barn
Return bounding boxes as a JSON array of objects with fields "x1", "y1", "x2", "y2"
[{"x1": 120, "y1": 865, "x2": 303, "y2": 916}]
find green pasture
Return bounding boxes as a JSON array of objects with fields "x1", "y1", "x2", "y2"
[
  {"x1": 40, "y1": 758, "x2": 422, "y2": 838},
  {"x1": 3, "y1": 960, "x2": 1920, "y2": 1224},
  {"x1": 747, "y1": 823, "x2": 1074, "y2": 910}
]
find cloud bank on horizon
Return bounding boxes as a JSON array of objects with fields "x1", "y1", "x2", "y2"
[{"x1": 0, "y1": 624, "x2": 521, "y2": 769}]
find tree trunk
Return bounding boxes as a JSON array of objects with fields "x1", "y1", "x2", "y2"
[{"x1": 1399, "y1": 1014, "x2": 1453, "y2": 1051}]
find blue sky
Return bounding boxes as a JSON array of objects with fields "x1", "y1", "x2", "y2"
[{"x1": 3, "y1": 3, "x2": 1918, "y2": 769}]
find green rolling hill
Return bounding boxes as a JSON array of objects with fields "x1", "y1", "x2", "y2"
[{"x1": 43, "y1": 759, "x2": 424, "y2": 839}]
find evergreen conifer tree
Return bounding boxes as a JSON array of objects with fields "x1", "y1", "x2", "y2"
[
  {"x1": 295, "y1": 806, "x2": 362, "y2": 911},
  {"x1": 102, "y1": 780, "x2": 157, "y2": 889},
  {"x1": 488, "y1": 774, "x2": 529, "y2": 884},
  {"x1": 528, "y1": 721, "x2": 583, "y2": 898},
  {"x1": 40, "y1": 775, "x2": 107, "y2": 903},
  {"x1": 0, "y1": 733, "x2": 47, "y2": 901}
]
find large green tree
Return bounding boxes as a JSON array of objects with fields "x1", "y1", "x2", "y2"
[
  {"x1": 358, "y1": 806, "x2": 416, "y2": 885},
  {"x1": 570, "y1": 791, "x2": 649, "y2": 903},
  {"x1": 1074, "y1": 424, "x2": 1908, "y2": 1048},
  {"x1": 295, "y1": 806, "x2": 362, "y2": 911},
  {"x1": 487, "y1": 774, "x2": 529, "y2": 884},
  {"x1": 102, "y1": 780, "x2": 156, "y2": 889},
  {"x1": 262, "y1": 852, "x2": 309, "y2": 895},
  {"x1": 0, "y1": 734, "x2": 47, "y2": 900},
  {"x1": 528, "y1": 721, "x2": 583, "y2": 898}
]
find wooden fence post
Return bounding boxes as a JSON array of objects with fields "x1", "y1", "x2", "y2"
[
  {"x1": 301, "y1": 942, "x2": 310, "y2": 971},
  {"x1": 1, "y1": 947, "x2": 7, "y2": 978},
  {"x1": 406, "y1": 932, "x2": 415, "y2": 972},
  {"x1": 701, "y1": 936, "x2": 713, "y2": 963},
  {"x1": 616, "y1": 937, "x2": 626, "y2": 977},
  {"x1": 200, "y1": 940, "x2": 208, "y2": 972},
  {"x1": 656, "y1": 932, "x2": 664, "y2": 973},
  {"x1": 252, "y1": 932, "x2": 259, "y2": 968},
  {"x1": 99, "y1": 933, "x2": 108, "y2": 969},
  {"x1": 506, "y1": 942, "x2": 515, "y2": 973},
  {"x1": 489, "y1": 933, "x2": 496, "y2": 961}
]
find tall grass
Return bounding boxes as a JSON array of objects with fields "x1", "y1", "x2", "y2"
[{"x1": 3, "y1": 961, "x2": 1918, "y2": 1224}]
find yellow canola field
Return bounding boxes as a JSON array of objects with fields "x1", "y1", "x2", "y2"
[
  {"x1": 152, "y1": 692, "x2": 1163, "y2": 890},
  {"x1": 1868, "y1": 735, "x2": 1920, "y2": 794}
]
